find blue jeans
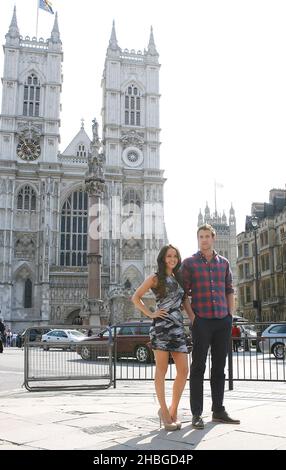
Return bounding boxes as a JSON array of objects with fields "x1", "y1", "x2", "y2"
[{"x1": 189, "y1": 315, "x2": 232, "y2": 416}]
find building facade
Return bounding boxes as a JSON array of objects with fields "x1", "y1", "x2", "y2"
[
  {"x1": 237, "y1": 189, "x2": 286, "y2": 322},
  {"x1": 198, "y1": 203, "x2": 237, "y2": 287},
  {"x1": 0, "y1": 10, "x2": 167, "y2": 331}
]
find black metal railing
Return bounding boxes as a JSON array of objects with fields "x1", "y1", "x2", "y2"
[
  {"x1": 23, "y1": 325, "x2": 113, "y2": 391},
  {"x1": 110, "y1": 320, "x2": 286, "y2": 389},
  {"x1": 22, "y1": 320, "x2": 286, "y2": 392}
]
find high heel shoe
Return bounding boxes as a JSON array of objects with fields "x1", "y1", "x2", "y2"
[
  {"x1": 174, "y1": 420, "x2": 182, "y2": 430},
  {"x1": 169, "y1": 408, "x2": 182, "y2": 430},
  {"x1": 158, "y1": 409, "x2": 178, "y2": 431}
]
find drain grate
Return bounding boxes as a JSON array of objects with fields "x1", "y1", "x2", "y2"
[{"x1": 82, "y1": 423, "x2": 129, "y2": 435}]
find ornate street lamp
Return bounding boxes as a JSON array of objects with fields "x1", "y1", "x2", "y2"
[{"x1": 250, "y1": 216, "x2": 262, "y2": 350}]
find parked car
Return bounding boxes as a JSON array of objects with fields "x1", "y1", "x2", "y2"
[
  {"x1": 20, "y1": 327, "x2": 50, "y2": 345},
  {"x1": 259, "y1": 324, "x2": 286, "y2": 359},
  {"x1": 239, "y1": 324, "x2": 257, "y2": 351},
  {"x1": 41, "y1": 329, "x2": 86, "y2": 351},
  {"x1": 76, "y1": 321, "x2": 192, "y2": 363},
  {"x1": 233, "y1": 315, "x2": 248, "y2": 323}
]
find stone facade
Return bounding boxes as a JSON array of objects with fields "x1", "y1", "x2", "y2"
[
  {"x1": 0, "y1": 10, "x2": 167, "y2": 331},
  {"x1": 237, "y1": 189, "x2": 286, "y2": 322}
]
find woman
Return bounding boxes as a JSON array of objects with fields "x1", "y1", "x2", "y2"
[{"x1": 132, "y1": 244, "x2": 194, "y2": 431}]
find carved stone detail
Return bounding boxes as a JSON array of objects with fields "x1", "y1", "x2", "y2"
[
  {"x1": 122, "y1": 237, "x2": 143, "y2": 260},
  {"x1": 85, "y1": 179, "x2": 105, "y2": 197},
  {"x1": 14, "y1": 233, "x2": 36, "y2": 260},
  {"x1": 120, "y1": 130, "x2": 144, "y2": 150}
]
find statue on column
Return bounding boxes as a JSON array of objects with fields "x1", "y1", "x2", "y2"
[
  {"x1": 82, "y1": 118, "x2": 106, "y2": 327},
  {"x1": 87, "y1": 117, "x2": 105, "y2": 181},
  {"x1": 92, "y1": 117, "x2": 99, "y2": 144}
]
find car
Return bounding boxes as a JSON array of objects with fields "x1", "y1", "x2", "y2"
[
  {"x1": 76, "y1": 321, "x2": 193, "y2": 364},
  {"x1": 41, "y1": 329, "x2": 86, "y2": 351},
  {"x1": 233, "y1": 315, "x2": 248, "y2": 323},
  {"x1": 20, "y1": 327, "x2": 50, "y2": 345},
  {"x1": 259, "y1": 324, "x2": 286, "y2": 359},
  {"x1": 238, "y1": 324, "x2": 257, "y2": 350}
]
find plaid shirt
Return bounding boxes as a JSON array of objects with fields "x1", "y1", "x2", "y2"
[{"x1": 180, "y1": 250, "x2": 234, "y2": 319}]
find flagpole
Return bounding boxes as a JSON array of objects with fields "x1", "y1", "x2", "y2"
[
  {"x1": 214, "y1": 180, "x2": 217, "y2": 215},
  {"x1": 36, "y1": 0, "x2": 39, "y2": 39}
]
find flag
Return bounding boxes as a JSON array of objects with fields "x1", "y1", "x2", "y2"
[
  {"x1": 215, "y1": 181, "x2": 224, "y2": 188},
  {"x1": 39, "y1": 0, "x2": 54, "y2": 14}
]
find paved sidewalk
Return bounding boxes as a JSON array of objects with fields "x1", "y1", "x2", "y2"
[{"x1": 0, "y1": 377, "x2": 286, "y2": 450}]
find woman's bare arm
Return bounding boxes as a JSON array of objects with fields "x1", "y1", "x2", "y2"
[{"x1": 131, "y1": 275, "x2": 167, "y2": 320}]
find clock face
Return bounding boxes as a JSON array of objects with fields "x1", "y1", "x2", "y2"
[{"x1": 17, "y1": 138, "x2": 41, "y2": 161}]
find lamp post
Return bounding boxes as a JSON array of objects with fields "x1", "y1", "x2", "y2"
[{"x1": 250, "y1": 216, "x2": 262, "y2": 350}]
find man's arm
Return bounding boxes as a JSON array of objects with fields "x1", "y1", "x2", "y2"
[
  {"x1": 182, "y1": 297, "x2": 195, "y2": 324},
  {"x1": 227, "y1": 293, "x2": 235, "y2": 316},
  {"x1": 225, "y1": 261, "x2": 235, "y2": 316}
]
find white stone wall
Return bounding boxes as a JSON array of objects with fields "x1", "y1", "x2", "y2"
[
  {"x1": 0, "y1": 17, "x2": 168, "y2": 328},
  {"x1": 0, "y1": 35, "x2": 62, "y2": 163}
]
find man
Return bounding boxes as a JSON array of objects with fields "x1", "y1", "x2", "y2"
[
  {"x1": 232, "y1": 323, "x2": 241, "y2": 352},
  {"x1": 180, "y1": 224, "x2": 240, "y2": 429},
  {"x1": 0, "y1": 318, "x2": 5, "y2": 353}
]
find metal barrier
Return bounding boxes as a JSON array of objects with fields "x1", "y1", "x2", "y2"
[
  {"x1": 23, "y1": 320, "x2": 286, "y2": 391},
  {"x1": 110, "y1": 321, "x2": 286, "y2": 388},
  {"x1": 229, "y1": 321, "x2": 286, "y2": 383},
  {"x1": 24, "y1": 326, "x2": 113, "y2": 391}
]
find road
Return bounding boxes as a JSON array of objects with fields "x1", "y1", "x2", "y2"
[{"x1": 0, "y1": 347, "x2": 25, "y2": 391}]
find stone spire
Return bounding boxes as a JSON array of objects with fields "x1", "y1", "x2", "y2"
[
  {"x1": 230, "y1": 203, "x2": 235, "y2": 215},
  {"x1": 50, "y1": 12, "x2": 61, "y2": 44},
  {"x1": 6, "y1": 6, "x2": 20, "y2": 43},
  {"x1": 108, "y1": 20, "x2": 120, "y2": 51},
  {"x1": 229, "y1": 203, "x2": 236, "y2": 228},
  {"x1": 198, "y1": 209, "x2": 203, "y2": 226},
  {"x1": 147, "y1": 26, "x2": 159, "y2": 56},
  {"x1": 205, "y1": 202, "x2": 210, "y2": 220}
]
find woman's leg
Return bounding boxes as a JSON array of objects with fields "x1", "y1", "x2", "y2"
[
  {"x1": 169, "y1": 352, "x2": 189, "y2": 421},
  {"x1": 153, "y1": 350, "x2": 173, "y2": 423}
]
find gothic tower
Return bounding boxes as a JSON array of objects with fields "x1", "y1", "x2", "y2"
[
  {"x1": 0, "y1": 8, "x2": 62, "y2": 163},
  {"x1": 101, "y1": 22, "x2": 167, "y2": 322},
  {"x1": 0, "y1": 8, "x2": 62, "y2": 329},
  {"x1": 198, "y1": 203, "x2": 237, "y2": 288}
]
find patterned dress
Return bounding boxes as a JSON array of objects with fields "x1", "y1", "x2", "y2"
[{"x1": 150, "y1": 275, "x2": 188, "y2": 353}]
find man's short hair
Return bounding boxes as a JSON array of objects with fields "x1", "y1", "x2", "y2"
[{"x1": 197, "y1": 223, "x2": 216, "y2": 238}]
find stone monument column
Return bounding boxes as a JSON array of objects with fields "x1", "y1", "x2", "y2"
[{"x1": 81, "y1": 118, "x2": 106, "y2": 327}]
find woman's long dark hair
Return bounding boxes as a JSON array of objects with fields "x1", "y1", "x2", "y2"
[{"x1": 155, "y1": 244, "x2": 184, "y2": 299}]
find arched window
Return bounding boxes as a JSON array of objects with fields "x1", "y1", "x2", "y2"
[
  {"x1": 124, "y1": 84, "x2": 141, "y2": 126},
  {"x1": 17, "y1": 186, "x2": 36, "y2": 211},
  {"x1": 60, "y1": 190, "x2": 88, "y2": 267},
  {"x1": 76, "y1": 144, "x2": 86, "y2": 158},
  {"x1": 123, "y1": 189, "x2": 142, "y2": 238},
  {"x1": 23, "y1": 74, "x2": 40, "y2": 117},
  {"x1": 24, "y1": 279, "x2": 32, "y2": 308},
  {"x1": 123, "y1": 188, "x2": 141, "y2": 208}
]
